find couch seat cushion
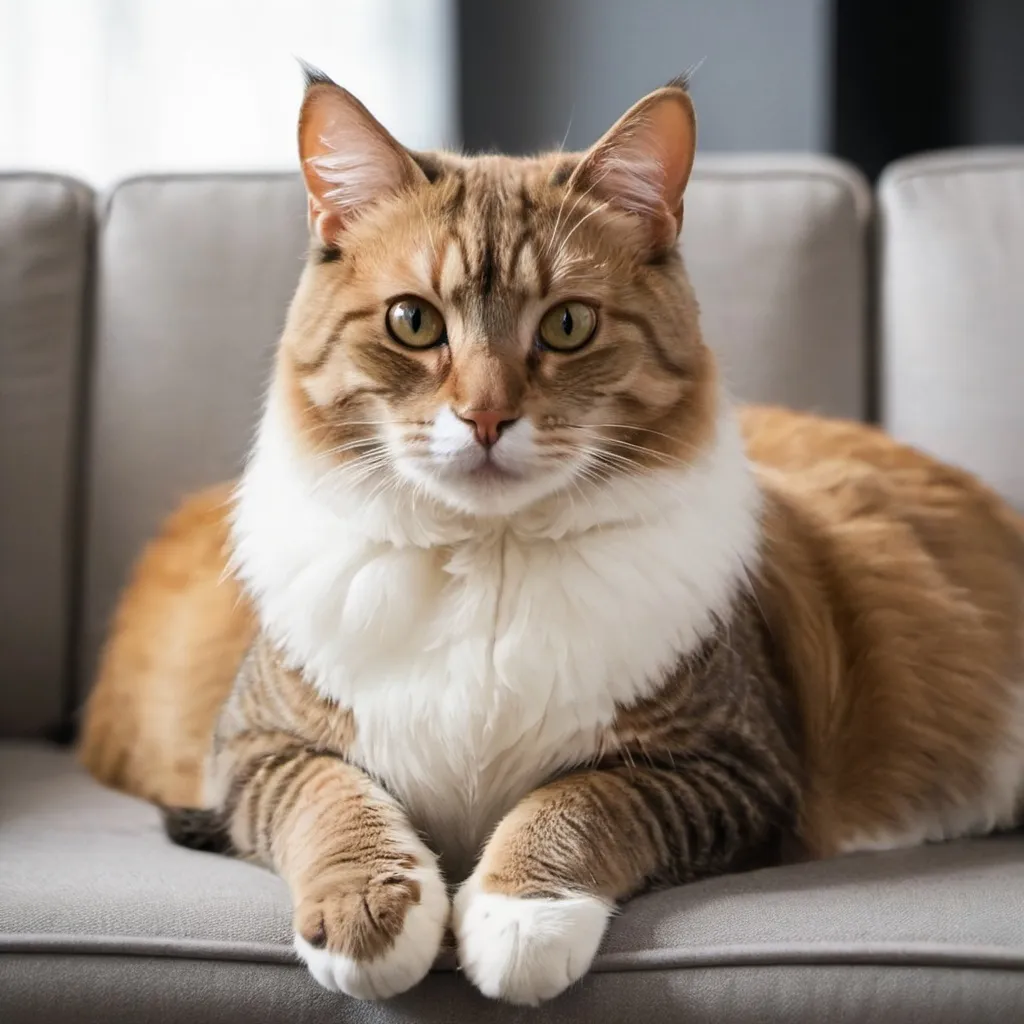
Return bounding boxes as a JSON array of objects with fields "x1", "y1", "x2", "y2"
[{"x1": 3, "y1": 741, "x2": 1024, "y2": 1022}]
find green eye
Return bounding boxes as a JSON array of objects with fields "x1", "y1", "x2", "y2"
[
  {"x1": 538, "y1": 301, "x2": 598, "y2": 352},
  {"x1": 386, "y1": 298, "x2": 446, "y2": 349}
]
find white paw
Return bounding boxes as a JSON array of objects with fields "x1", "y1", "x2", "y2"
[
  {"x1": 294, "y1": 859, "x2": 449, "y2": 1000},
  {"x1": 453, "y1": 877, "x2": 612, "y2": 1005}
]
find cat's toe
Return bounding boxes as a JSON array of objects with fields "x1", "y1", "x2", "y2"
[
  {"x1": 294, "y1": 857, "x2": 449, "y2": 1000},
  {"x1": 453, "y1": 876, "x2": 611, "y2": 1005}
]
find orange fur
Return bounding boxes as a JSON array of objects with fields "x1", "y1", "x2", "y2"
[
  {"x1": 742, "y1": 407, "x2": 1024, "y2": 855},
  {"x1": 79, "y1": 483, "x2": 255, "y2": 805}
]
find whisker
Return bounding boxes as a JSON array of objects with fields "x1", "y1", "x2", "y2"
[
  {"x1": 594, "y1": 436, "x2": 694, "y2": 470},
  {"x1": 313, "y1": 438, "x2": 388, "y2": 460},
  {"x1": 565, "y1": 423, "x2": 699, "y2": 448},
  {"x1": 545, "y1": 164, "x2": 612, "y2": 258},
  {"x1": 553, "y1": 199, "x2": 616, "y2": 267}
]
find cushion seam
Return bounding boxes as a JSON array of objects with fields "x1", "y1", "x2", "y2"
[{"x1": 5, "y1": 934, "x2": 1024, "y2": 974}]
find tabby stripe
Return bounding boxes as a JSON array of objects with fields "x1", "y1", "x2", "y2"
[
  {"x1": 521, "y1": 848, "x2": 578, "y2": 894},
  {"x1": 476, "y1": 192, "x2": 499, "y2": 296},
  {"x1": 313, "y1": 845, "x2": 373, "y2": 876},
  {"x1": 245, "y1": 750, "x2": 301, "y2": 856},
  {"x1": 696, "y1": 758, "x2": 766, "y2": 836},
  {"x1": 507, "y1": 231, "x2": 533, "y2": 290},
  {"x1": 478, "y1": 240, "x2": 496, "y2": 296},
  {"x1": 331, "y1": 385, "x2": 389, "y2": 417},
  {"x1": 686, "y1": 769, "x2": 742, "y2": 865},
  {"x1": 442, "y1": 169, "x2": 466, "y2": 218},
  {"x1": 611, "y1": 768, "x2": 678, "y2": 875},
  {"x1": 605, "y1": 307, "x2": 689, "y2": 378},
  {"x1": 260, "y1": 751, "x2": 313, "y2": 837},
  {"x1": 519, "y1": 183, "x2": 536, "y2": 217},
  {"x1": 270, "y1": 756, "x2": 330, "y2": 838},
  {"x1": 225, "y1": 744, "x2": 304, "y2": 853},
  {"x1": 700, "y1": 748, "x2": 788, "y2": 819},
  {"x1": 453, "y1": 231, "x2": 471, "y2": 277},
  {"x1": 659, "y1": 771, "x2": 710, "y2": 876},
  {"x1": 643, "y1": 771, "x2": 698, "y2": 877},
  {"x1": 293, "y1": 306, "x2": 378, "y2": 373},
  {"x1": 222, "y1": 739, "x2": 270, "y2": 819},
  {"x1": 535, "y1": 241, "x2": 552, "y2": 298},
  {"x1": 601, "y1": 771, "x2": 670, "y2": 882}
]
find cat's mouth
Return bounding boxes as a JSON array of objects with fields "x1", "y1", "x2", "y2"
[
  {"x1": 445, "y1": 453, "x2": 523, "y2": 486},
  {"x1": 467, "y1": 453, "x2": 520, "y2": 480},
  {"x1": 396, "y1": 440, "x2": 574, "y2": 515}
]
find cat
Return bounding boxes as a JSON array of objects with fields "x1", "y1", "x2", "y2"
[{"x1": 79, "y1": 65, "x2": 1024, "y2": 1006}]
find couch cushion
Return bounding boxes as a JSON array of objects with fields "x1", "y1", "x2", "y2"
[
  {"x1": 3, "y1": 742, "x2": 1024, "y2": 1023},
  {"x1": 879, "y1": 149, "x2": 1024, "y2": 507},
  {"x1": 688, "y1": 155, "x2": 870, "y2": 421},
  {"x1": 0, "y1": 174, "x2": 92, "y2": 739},
  {"x1": 76, "y1": 159, "x2": 871, "y2": 701},
  {"x1": 79, "y1": 174, "x2": 308, "y2": 694}
]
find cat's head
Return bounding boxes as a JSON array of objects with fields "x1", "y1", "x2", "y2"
[{"x1": 275, "y1": 66, "x2": 717, "y2": 518}]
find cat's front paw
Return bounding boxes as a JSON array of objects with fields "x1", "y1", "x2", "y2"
[
  {"x1": 453, "y1": 875, "x2": 612, "y2": 1005},
  {"x1": 293, "y1": 854, "x2": 449, "y2": 1000}
]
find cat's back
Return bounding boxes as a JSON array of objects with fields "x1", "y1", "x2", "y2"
[
  {"x1": 742, "y1": 405, "x2": 1024, "y2": 856},
  {"x1": 741, "y1": 403, "x2": 1024, "y2": 594}
]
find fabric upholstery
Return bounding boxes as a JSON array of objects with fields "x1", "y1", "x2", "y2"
[
  {"x1": 0, "y1": 174, "x2": 92, "y2": 739},
  {"x1": 4, "y1": 742, "x2": 1024, "y2": 1022},
  {"x1": 879, "y1": 149, "x2": 1024, "y2": 507},
  {"x1": 79, "y1": 174, "x2": 308, "y2": 691},
  {"x1": 688, "y1": 155, "x2": 870, "y2": 421},
  {"x1": 75, "y1": 158, "x2": 871, "y2": 700}
]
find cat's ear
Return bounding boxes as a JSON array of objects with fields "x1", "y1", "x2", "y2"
[
  {"x1": 568, "y1": 79, "x2": 696, "y2": 252},
  {"x1": 298, "y1": 63, "x2": 426, "y2": 245}
]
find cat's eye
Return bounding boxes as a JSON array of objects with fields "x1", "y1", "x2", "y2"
[
  {"x1": 385, "y1": 297, "x2": 447, "y2": 349},
  {"x1": 537, "y1": 301, "x2": 598, "y2": 352}
]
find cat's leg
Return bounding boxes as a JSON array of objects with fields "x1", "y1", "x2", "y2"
[
  {"x1": 220, "y1": 741, "x2": 448, "y2": 999},
  {"x1": 454, "y1": 765, "x2": 782, "y2": 1005}
]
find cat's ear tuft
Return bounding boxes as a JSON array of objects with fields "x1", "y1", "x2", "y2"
[
  {"x1": 298, "y1": 69, "x2": 426, "y2": 245},
  {"x1": 568, "y1": 82, "x2": 696, "y2": 252},
  {"x1": 296, "y1": 58, "x2": 335, "y2": 91}
]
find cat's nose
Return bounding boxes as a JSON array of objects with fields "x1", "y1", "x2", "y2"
[{"x1": 457, "y1": 409, "x2": 519, "y2": 448}]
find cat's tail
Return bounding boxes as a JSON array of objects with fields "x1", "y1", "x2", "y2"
[{"x1": 161, "y1": 805, "x2": 235, "y2": 856}]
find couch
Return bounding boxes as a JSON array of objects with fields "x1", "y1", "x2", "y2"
[{"x1": 2, "y1": 150, "x2": 1024, "y2": 1022}]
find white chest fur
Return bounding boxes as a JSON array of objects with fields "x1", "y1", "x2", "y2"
[{"x1": 232, "y1": 395, "x2": 761, "y2": 878}]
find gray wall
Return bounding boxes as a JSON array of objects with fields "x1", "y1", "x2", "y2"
[
  {"x1": 459, "y1": 0, "x2": 832, "y2": 155},
  {"x1": 957, "y1": 0, "x2": 1024, "y2": 145}
]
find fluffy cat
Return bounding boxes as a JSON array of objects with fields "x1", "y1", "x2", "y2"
[{"x1": 80, "y1": 67, "x2": 1024, "y2": 1006}]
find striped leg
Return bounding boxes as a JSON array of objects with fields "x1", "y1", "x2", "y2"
[
  {"x1": 454, "y1": 764, "x2": 783, "y2": 1005},
  {"x1": 221, "y1": 740, "x2": 449, "y2": 1000}
]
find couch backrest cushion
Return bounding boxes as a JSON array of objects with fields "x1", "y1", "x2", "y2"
[
  {"x1": 78, "y1": 174, "x2": 308, "y2": 694},
  {"x1": 0, "y1": 174, "x2": 92, "y2": 738},
  {"x1": 688, "y1": 156, "x2": 870, "y2": 420},
  {"x1": 76, "y1": 158, "x2": 871, "y2": 701},
  {"x1": 879, "y1": 150, "x2": 1024, "y2": 507}
]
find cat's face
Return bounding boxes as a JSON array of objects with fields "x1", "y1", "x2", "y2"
[{"x1": 278, "y1": 70, "x2": 715, "y2": 517}]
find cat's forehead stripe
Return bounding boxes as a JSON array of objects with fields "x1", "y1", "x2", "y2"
[{"x1": 434, "y1": 175, "x2": 553, "y2": 305}]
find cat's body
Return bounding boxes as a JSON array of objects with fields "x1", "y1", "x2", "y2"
[{"x1": 80, "y1": 70, "x2": 1024, "y2": 1006}]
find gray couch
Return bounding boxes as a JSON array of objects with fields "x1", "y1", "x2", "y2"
[{"x1": 2, "y1": 150, "x2": 1024, "y2": 1022}]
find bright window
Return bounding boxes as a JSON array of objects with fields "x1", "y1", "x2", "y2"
[{"x1": 0, "y1": 0, "x2": 457, "y2": 186}]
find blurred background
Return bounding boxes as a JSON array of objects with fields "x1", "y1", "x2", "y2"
[{"x1": 1, "y1": 0, "x2": 1022, "y2": 186}]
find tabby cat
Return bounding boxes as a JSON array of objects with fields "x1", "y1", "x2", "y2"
[{"x1": 80, "y1": 67, "x2": 1024, "y2": 1005}]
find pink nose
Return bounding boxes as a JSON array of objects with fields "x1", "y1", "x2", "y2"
[{"x1": 457, "y1": 409, "x2": 519, "y2": 448}]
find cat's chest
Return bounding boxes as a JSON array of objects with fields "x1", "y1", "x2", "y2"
[
  {"x1": 336, "y1": 536, "x2": 631, "y2": 876},
  {"x1": 294, "y1": 530, "x2": 694, "y2": 877}
]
